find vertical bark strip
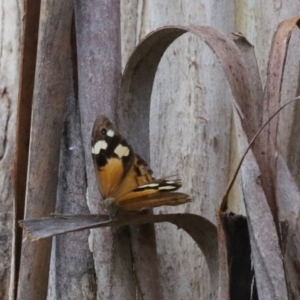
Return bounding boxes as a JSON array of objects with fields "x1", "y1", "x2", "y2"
[
  {"x1": 233, "y1": 35, "x2": 264, "y2": 133},
  {"x1": 17, "y1": 1, "x2": 73, "y2": 299},
  {"x1": 277, "y1": 154, "x2": 300, "y2": 299},
  {"x1": 73, "y1": 1, "x2": 138, "y2": 298},
  {"x1": 47, "y1": 30, "x2": 96, "y2": 299},
  {"x1": 129, "y1": 224, "x2": 163, "y2": 300},
  {"x1": 233, "y1": 111, "x2": 288, "y2": 300},
  {"x1": 72, "y1": 0, "x2": 121, "y2": 194},
  {"x1": 259, "y1": 16, "x2": 300, "y2": 234},
  {"x1": 13, "y1": 0, "x2": 40, "y2": 297}
]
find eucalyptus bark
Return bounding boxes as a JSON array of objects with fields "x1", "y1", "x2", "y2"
[
  {"x1": 1, "y1": 1, "x2": 300, "y2": 299},
  {"x1": 0, "y1": 1, "x2": 22, "y2": 299}
]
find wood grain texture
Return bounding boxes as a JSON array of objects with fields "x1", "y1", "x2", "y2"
[
  {"x1": 276, "y1": 154, "x2": 300, "y2": 299},
  {"x1": 257, "y1": 17, "x2": 300, "y2": 230},
  {"x1": 73, "y1": 1, "x2": 145, "y2": 299},
  {"x1": 257, "y1": 17, "x2": 300, "y2": 299},
  {"x1": 118, "y1": 26, "x2": 250, "y2": 300},
  {"x1": 233, "y1": 110, "x2": 288, "y2": 300},
  {"x1": 0, "y1": 0, "x2": 23, "y2": 299},
  {"x1": 234, "y1": 15, "x2": 300, "y2": 298},
  {"x1": 19, "y1": 213, "x2": 218, "y2": 284},
  {"x1": 17, "y1": 1, "x2": 73, "y2": 299},
  {"x1": 120, "y1": 2, "x2": 300, "y2": 299},
  {"x1": 47, "y1": 52, "x2": 96, "y2": 299},
  {"x1": 1, "y1": 1, "x2": 299, "y2": 299},
  {"x1": 120, "y1": 2, "x2": 234, "y2": 298},
  {"x1": 13, "y1": 0, "x2": 40, "y2": 297}
]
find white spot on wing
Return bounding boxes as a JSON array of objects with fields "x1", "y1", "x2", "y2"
[
  {"x1": 166, "y1": 181, "x2": 176, "y2": 184},
  {"x1": 107, "y1": 129, "x2": 114, "y2": 137},
  {"x1": 158, "y1": 185, "x2": 176, "y2": 191},
  {"x1": 138, "y1": 183, "x2": 159, "y2": 189},
  {"x1": 114, "y1": 144, "x2": 130, "y2": 158},
  {"x1": 92, "y1": 140, "x2": 108, "y2": 154}
]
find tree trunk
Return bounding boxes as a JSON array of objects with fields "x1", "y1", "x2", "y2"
[{"x1": 1, "y1": 1, "x2": 300, "y2": 299}]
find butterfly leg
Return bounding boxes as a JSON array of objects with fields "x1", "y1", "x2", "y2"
[{"x1": 102, "y1": 197, "x2": 119, "y2": 219}]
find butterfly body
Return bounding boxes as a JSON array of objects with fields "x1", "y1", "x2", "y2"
[{"x1": 91, "y1": 115, "x2": 190, "y2": 214}]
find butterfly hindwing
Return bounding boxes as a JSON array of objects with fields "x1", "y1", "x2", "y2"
[
  {"x1": 91, "y1": 115, "x2": 190, "y2": 213},
  {"x1": 117, "y1": 192, "x2": 190, "y2": 211}
]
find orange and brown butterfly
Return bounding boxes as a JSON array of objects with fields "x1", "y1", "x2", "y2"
[{"x1": 91, "y1": 115, "x2": 191, "y2": 215}]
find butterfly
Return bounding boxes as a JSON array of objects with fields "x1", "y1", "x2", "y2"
[{"x1": 91, "y1": 115, "x2": 190, "y2": 215}]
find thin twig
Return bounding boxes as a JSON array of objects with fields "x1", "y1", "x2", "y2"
[{"x1": 220, "y1": 96, "x2": 300, "y2": 211}]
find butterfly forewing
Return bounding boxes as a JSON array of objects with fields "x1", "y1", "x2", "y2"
[
  {"x1": 91, "y1": 116, "x2": 134, "y2": 198},
  {"x1": 91, "y1": 115, "x2": 190, "y2": 212}
]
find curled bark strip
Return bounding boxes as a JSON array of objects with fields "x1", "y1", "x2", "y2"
[
  {"x1": 277, "y1": 154, "x2": 300, "y2": 299},
  {"x1": 232, "y1": 110, "x2": 288, "y2": 300},
  {"x1": 264, "y1": 15, "x2": 300, "y2": 125},
  {"x1": 117, "y1": 25, "x2": 253, "y2": 162},
  {"x1": 117, "y1": 25, "x2": 254, "y2": 299},
  {"x1": 215, "y1": 24, "x2": 300, "y2": 297},
  {"x1": 19, "y1": 212, "x2": 218, "y2": 287},
  {"x1": 229, "y1": 16, "x2": 300, "y2": 298},
  {"x1": 233, "y1": 33, "x2": 264, "y2": 133},
  {"x1": 218, "y1": 97, "x2": 300, "y2": 299},
  {"x1": 259, "y1": 15, "x2": 300, "y2": 226},
  {"x1": 216, "y1": 16, "x2": 300, "y2": 298},
  {"x1": 220, "y1": 97, "x2": 300, "y2": 211}
]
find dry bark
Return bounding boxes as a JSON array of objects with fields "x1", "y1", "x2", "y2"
[
  {"x1": 0, "y1": 1, "x2": 23, "y2": 299},
  {"x1": 121, "y1": 2, "x2": 234, "y2": 298},
  {"x1": 19, "y1": 212, "x2": 218, "y2": 290},
  {"x1": 12, "y1": 0, "x2": 40, "y2": 297},
  {"x1": 4, "y1": 1, "x2": 300, "y2": 300},
  {"x1": 16, "y1": 1, "x2": 73, "y2": 299},
  {"x1": 72, "y1": 1, "x2": 144, "y2": 299},
  {"x1": 47, "y1": 41, "x2": 96, "y2": 299}
]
